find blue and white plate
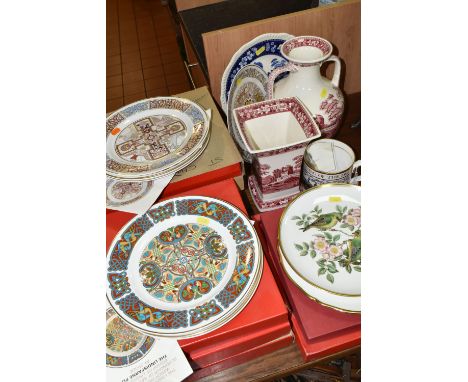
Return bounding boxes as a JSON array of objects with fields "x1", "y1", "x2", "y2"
[{"x1": 220, "y1": 33, "x2": 294, "y2": 113}]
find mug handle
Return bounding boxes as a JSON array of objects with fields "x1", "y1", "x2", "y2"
[
  {"x1": 323, "y1": 55, "x2": 341, "y2": 88},
  {"x1": 350, "y1": 160, "x2": 361, "y2": 185},
  {"x1": 266, "y1": 62, "x2": 298, "y2": 99}
]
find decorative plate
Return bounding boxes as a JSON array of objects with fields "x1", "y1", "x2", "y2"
[
  {"x1": 279, "y1": 184, "x2": 361, "y2": 297},
  {"x1": 106, "y1": 178, "x2": 153, "y2": 208},
  {"x1": 220, "y1": 33, "x2": 294, "y2": 113},
  {"x1": 106, "y1": 307, "x2": 155, "y2": 367},
  {"x1": 278, "y1": 249, "x2": 360, "y2": 313},
  {"x1": 106, "y1": 97, "x2": 210, "y2": 180},
  {"x1": 227, "y1": 64, "x2": 268, "y2": 163},
  {"x1": 106, "y1": 196, "x2": 263, "y2": 338}
]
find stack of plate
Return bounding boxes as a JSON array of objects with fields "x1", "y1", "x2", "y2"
[
  {"x1": 106, "y1": 195, "x2": 263, "y2": 339},
  {"x1": 106, "y1": 97, "x2": 211, "y2": 181},
  {"x1": 278, "y1": 184, "x2": 361, "y2": 313},
  {"x1": 220, "y1": 33, "x2": 294, "y2": 162}
]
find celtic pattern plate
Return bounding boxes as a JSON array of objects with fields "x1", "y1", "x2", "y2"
[
  {"x1": 106, "y1": 196, "x2": 262, "y2": 338},
  {"x1": 106, "y1": 178, "x2": 153, "y2": 207},
  {"x1": 106, "y1": 307, "x2": 155, "y2": 367},
  {"x1": 220, "y1": 33, "x2": 294, "y2": 113},
  {"x1": 106, "y1": 97, "x2": 210, "y2": 179}
]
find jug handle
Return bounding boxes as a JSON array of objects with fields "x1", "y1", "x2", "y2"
[
  {"x1": 266, "y1": 62, "x2": 298, "y2": 99},
  {"x1": 323, "y1": 55, "x2": 341, "y2": 88}
]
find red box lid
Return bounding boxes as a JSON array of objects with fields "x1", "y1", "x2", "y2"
[
  {"x1": 291, "y1": 314, "x2": 360, "y2": 362},
  {"x1": 189, "y1": 320, "x2": 291, "y2": 369},
  {"x1": 185, "y1": 331, "x2": 294, "y2": 382},
  {"x1": 258, "y1": 208, "x2": 360, "y2": 342},
  {"x1": 106, "y1": 179, "x2": 289, "y2": 353}
]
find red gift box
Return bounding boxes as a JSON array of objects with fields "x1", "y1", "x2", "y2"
[
  {"x1": 254, "y1": 209, "x2": 361, "y2": 361},
  {"x1": 185, "y1": 331, "x2": 294, "y2": 382},
  {"x1": 106, "y1": 179, "x2": 291, "y2": 367},
  {"x1": 291, "y1": 314, "x2": 360, "y2": 362},
  {"x1": 189, "y1": 320, "x2": 291, "y2": 369}
]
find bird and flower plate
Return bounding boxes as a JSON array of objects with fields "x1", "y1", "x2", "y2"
[{"x1": 278, "y1": 184, "x2": 361, "y2": 311}]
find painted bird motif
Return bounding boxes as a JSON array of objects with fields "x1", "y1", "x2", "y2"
[{"x1": 301, "y1": 212, "x2": 342, "y2": 232}]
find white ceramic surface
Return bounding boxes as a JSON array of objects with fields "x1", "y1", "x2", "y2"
[
  {"x1": 302, "y1": 139, "x2": 361, "y2": 189},
  {"x1": 279, "y1": 249, "x2": 361, "y2": 313},
  {"x1": 267, "y1": 36, "x2": 345, "y2": 138},
  {"x1": 279, "y1": 184, "x2": 361, "y2": 297}
]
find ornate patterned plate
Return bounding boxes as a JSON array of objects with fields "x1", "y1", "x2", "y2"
[
  {"x1": 106, "y1": 178, "x2": 153, "y2": 208},
  {"x1": 278, "y1": 184, "x2": 361, "y2": 297},
  {"x1": 220, "y1": 33, "x2": 294, "y2": 113},
  {"x1": 106, "y1": 306, "x2": 156, "y2": 367},
  {"x1": 106, "y1": 196, "x2": 263, "y2": 338},
  {"x1": 106, "y1": 97, "x2": 210, "y2": 180},
  {"x1": 278, "y1": 247, "x2": 360, "y2": 313},
  {"x1": 227, "y1": 64, "x2": 268, "y2": 163}
]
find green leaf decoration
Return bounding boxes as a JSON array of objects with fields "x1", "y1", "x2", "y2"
[
  {"x1": 310, "y1": 250, "x2": 317, "y2": 258},
  {"x1": 291, "y1": 216, "x2": 300, "y2": 220},
  {"x1": 317, "y1": 259, "x2": 326, "y2": 266},
  {"x1": 333, "y1": 234, "x2": 340, "y2": 242},
  {"x1": 296, "y1": 221, "x2": 303, "y2": 226},
  {"x1": 324, "y1": 232, "x2": 333, "y2": 240},
  {"x1": 346, "y1": 265, "x2": 352, "y2": 273},
  {"x1": 340, "y1": 223, "x2": 349, "y2": 228},
  {"x1": 327, "y1": 263, "x2": 338, "y2": 273},
  {"x1": 336, "y1": 205, "x2": 342, "y2": 213},
  {"x1": 318, "y1": 268, "x2": 327, "y2": 276},
  {"x1": 354, "y1": 266, "x2": 361, "y2": 272},
  {"x1": 326, "y1": 273, "x2": 335, "y2": 283},
  {"x1": 294, "y1": 243, "x2": 303, "y2": 250},
  {"x1": 303, "y1": 242, "x2": 309, "y2": 249},
  {"x1": 343, "y1": 206, "x2": 348, "y2": 213},
  {"x1": 300, "y1": 251, "x2": 307, "y2": 256}
]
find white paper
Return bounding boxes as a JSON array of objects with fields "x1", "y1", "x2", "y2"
[
  {"x1": 106, "y1": 302, "x2": 193, "y2": 382},
  {"x1": 106, "y1": 173, "x2": 174, "y2": 215}
]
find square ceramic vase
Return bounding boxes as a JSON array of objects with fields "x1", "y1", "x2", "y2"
[{"x1": 233, "y1": 97, "x2": 321, "y2": 211}]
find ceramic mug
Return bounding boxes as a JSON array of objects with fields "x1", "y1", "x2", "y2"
[{"x1": 301, "y1": 139, "x2": 361, "y2": 189}]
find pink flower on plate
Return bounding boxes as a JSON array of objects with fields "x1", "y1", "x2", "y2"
[
  {"x1": 328, "y1": 245, "x2": 343, "y2": 260},
  {"x1": 344, "y1": 214, "x2": 360, "y2": 227},
  {"x1": 350, "y1": 208, "x2": 361, "y2": 217},
  {"x1": 314, "y1": 237, "x2": 329, "y2": 253}
]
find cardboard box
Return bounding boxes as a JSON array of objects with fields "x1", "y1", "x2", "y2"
[{"x1": 162, "y1": 86, "x2": 244, "y2": 196}]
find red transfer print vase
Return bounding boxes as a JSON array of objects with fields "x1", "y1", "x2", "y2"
[{"x1": 267, "y1": 36, "x2": 345, "y2": 138}]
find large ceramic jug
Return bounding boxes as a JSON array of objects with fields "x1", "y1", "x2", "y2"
[{"x1": 267, "y1": 36, "x2": 345, "y2": 137}]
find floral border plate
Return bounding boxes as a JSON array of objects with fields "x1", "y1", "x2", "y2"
[
  {"x1": 220, "y1": 33, "x2": 294, "y2": 113},
  {"x1": 106, "y1": 196, "x2": 263, "y2": 338},
  {"x1": 278, "y1": 184, "x2": 361, "y2": 297},
  {"x1": 106, "y1": 97, "x2": 210, "y2": 180},
  {"x1": 278, "y1": 248, "x2": 360, "y2": 313},
  {"x1": 227, "y1": 64, "x2": 268, "y2": 163},
  {"x1": 106, "y1": 306, "x2": 156, "y2": 367}
]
